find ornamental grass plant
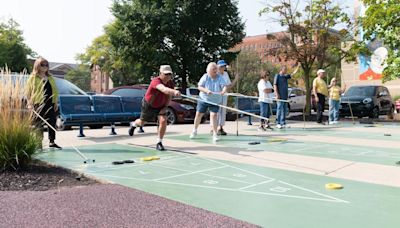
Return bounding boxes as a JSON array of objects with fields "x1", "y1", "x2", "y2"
[{"x1": 0, "y1": 70, "x2": 42, "y2": 171}]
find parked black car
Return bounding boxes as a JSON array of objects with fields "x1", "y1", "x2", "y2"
[{"x1": 339, "y1": 85, "x2": 394, "y2": 119}]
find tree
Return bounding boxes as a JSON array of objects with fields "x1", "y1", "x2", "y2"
[
  {"x1": 361, "y1": 0, "x2": 400, "y2": 82},
  {"x1": 65, "y1": 65, "x2": 91, "y2": 91},
  {"x1": 77, "y1": 25, "x2": 149, "y2": 86},
  {"x1": 260, "y1": 0, "x2": 360, "y2": 115},
  {"x1": 0, "y1": 19, "x2": 35, "y2": 72},
  {"x1": 229, "y1": 51, "x2": 278, "y2": 95},
  {"x1": 109, "y1": 0, "x2": 245, "y2": 89}
]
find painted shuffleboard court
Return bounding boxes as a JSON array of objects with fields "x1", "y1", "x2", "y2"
[{"x1": 38, "y1": 134, "x2": 400, "y2": 228}]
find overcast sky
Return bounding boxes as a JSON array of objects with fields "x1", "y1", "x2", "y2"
[{"x1": 0, "y1": 0, "x2": 353, "y2": 63}]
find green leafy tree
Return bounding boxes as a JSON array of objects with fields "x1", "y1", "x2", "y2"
[
  {"x1": 65, "y1": 65, "x2": 91, "y2": 91},
  {"x1": 110, "y1": 0, "x2": 245, "y2": 89},
  {"x1": 0, "y1": 19, "x2": 35, "y2": 72},
  {"x1": 361, "y1": 0, "x2": 400, "y2": 82},
  {"x1": 77, "y1": 26, "x2": 146, "y2": 87},
  {"x1": 260, "y1": 0, "x2": 361, "y2": 115},
  {"x1": 229, "y1": 51, "x2": 278, "y2": 95}
]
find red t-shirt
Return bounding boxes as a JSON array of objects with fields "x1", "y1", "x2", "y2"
[{"x1": 144, "y1": 76, "x2": 174, "y2": 108}]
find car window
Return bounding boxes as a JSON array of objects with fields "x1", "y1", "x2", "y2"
[
  {"x1": 111, "y1": 88, "x2": 145, "y2": 97},
  {"x1": 188, "y1": 88, "x2": 199, "y2": 96},
  {"x1": 382, "y1": 87, "x2": 390, "y2": 96},
  {"x1": 295, "y1": 89, "x2": 304, "y2": 96},
  {"x1": 345, "y1": 86, "x2": 375, "y2": 97},
  {"x1": 54, "y1": 78, "x2": 87, "y2": 95}
]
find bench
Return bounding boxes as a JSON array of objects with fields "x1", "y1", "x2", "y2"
[{"x1": 58, "y1": 95, "x2": 141, "y2": 137}]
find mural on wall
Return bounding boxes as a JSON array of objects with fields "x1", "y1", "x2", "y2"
[
  {"x1": 356, "y1": 0, "x2": 388, "y2": 81},
  {"x1": 359, "y1": 40, "x2": 388, "y2": 80}
]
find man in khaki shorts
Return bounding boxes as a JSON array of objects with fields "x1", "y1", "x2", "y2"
[
  {"x1": 128, "y1": 65, "x2": 181, "y2": 151},
  {"x1": 313, "y1": 69, "x2": 328, "y2": 124}
]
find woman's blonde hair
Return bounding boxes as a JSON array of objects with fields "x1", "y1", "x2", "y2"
[
  {"x1": 330, "y1": 77, "x2": 337, "y2": 84},
  {"x1": 31, "y1": 57, "x2": 50, "y2": 76}
]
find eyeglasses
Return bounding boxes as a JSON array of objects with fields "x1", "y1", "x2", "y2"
[
  {"x1": 164, "y1": 73, "x2": 172, "y2": 76},
  {"x1": 40, "y1": 63, "x2": 49, "y2": 67}
]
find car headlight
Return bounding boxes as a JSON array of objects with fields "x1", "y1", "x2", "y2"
[
  {"x1": 363, "y1": 98, "x2": 372, "y2": 104},
  {"x1": 179, "y1": 104, "x2": 194, "y2": 110}
]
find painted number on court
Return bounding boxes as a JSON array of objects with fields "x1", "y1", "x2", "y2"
[
  {"x1": 203, "y1": 180, "x2": 218, "y2": 185},
  {"x1": 270, "y1": 186, "x2": 291, "y2": 193}
]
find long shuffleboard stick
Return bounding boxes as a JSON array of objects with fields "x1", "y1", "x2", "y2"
[
  {"x1": 31, "y1": 109, "x2": 95, "y2": 163},
  {"x1": 181, "y1": 94, "x2": 271, "y2": 122}
]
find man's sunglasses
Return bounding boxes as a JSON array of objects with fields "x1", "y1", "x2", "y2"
[{"x1": 164, "y1": 73, "x2": 172, "y2": 76}]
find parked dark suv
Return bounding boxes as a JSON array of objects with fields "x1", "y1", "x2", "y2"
[{"x1": 339, "y1": 85, "x2": 394, "y2": 119}]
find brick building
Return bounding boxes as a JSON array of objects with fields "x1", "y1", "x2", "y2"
[
  {"x1": 90, "y1": 64, "x2": 113, "y2": 94},
  {"x1": 232, "y1": 32, "x2": 290, "y2": 64}
]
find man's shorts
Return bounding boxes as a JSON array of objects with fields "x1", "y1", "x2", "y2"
[
  {"x1": 140, "y1": 99, "x2": 166, "y2": 122},
  {"x1": 196, "y1": 100, "x2": 219, "y2": 113}
]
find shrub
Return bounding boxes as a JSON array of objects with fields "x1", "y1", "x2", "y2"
[
  {"x1": 0, "y1": 70, "x2": 42, "y2": 171},
  {"x1": 392, "y1": 95, "x2": 400, "y2": 101}
]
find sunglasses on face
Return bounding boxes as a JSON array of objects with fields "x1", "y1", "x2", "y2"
[
  {"x1": 40, "y1": 63, "x2": 49, "y2": 67},
  {"x1": 164, "y1": 73, "x2": 172, "y2": 76}
]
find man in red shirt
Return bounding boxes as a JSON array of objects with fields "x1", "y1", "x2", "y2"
[{"x1": 129, "y1": 65, "x2": 181, "y2": 151}]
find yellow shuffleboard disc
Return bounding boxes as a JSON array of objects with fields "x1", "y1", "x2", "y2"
[
  {"x1": 269, "y1": 138, "x2": 288, "y2": 143},
  {"x1": 141, "y1": 156, "x2": 160, "y2": 161},
  {"x1": 325, "y1": 183, "x2": 343, "y2": 190}
]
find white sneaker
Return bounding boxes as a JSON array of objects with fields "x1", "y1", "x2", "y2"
[
  {"x1": 283, "y1": 124, "x2": 290, "y2": 128},
  {"x1": 213, "y1": 134, "x2": 219, "y2": 142},
  {"x1": 190, "y1": 131, "x2": 197, "y2": 139},
  {"x1": 276, "y1": 124, "x2": 282, "y2": 129}
]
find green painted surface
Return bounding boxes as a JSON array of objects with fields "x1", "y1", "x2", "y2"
[
  {"x1": 169, "y1": 130, "x2": 400, "y2": 166},
  {"x1": 37, "y1": 144, "x2": 400, "y2": 228},
  {"x1": 247, "y1": 122, "x2": 400, "y2": 141}
]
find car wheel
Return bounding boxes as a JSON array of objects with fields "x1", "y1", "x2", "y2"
[
  {"x1": 387, "y1": 106, "x2": 394, "y2": 119},
  {"x1": 369, "y1": 107, "x2": 379, "y2": 119},
  {"x1": 56, "y1": 116, "x2": 71, "y2": 131},
  {"x1": 166, "y1": 107, "x2": 177, "y2": 125}
]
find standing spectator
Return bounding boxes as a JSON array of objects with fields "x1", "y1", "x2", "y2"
[
  {"x1": 26, "y1": 57, "x2": 62, "y2": 149},
  {"x1": 214, "y1": 60, "x2": 230, "y2": 135},
  {"x1": 258, "y1": 70, "x2": 274, "y2": 131},
  {"x1": 274, "y1": 65, "x2": 299, "y2": 129},
  {"x1": 213, "y1": 60, "x2": 239, "y2": 135},
  {"x1": 328, "y1": 78, "x2": 346, "y2": 124},
  {"x1": 128, "y1": 65, "x2": 181, "y2": 151},
  {"x1": 190, "y1": 62, "x2": 228, "y2": 142},
  {"x1": 313, "y1": 69, "x2": 329, "y2": 124}
]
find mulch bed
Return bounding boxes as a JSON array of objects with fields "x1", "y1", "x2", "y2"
[{"x1": 0, "y1": 160, "x2": 99, "y2": 191}]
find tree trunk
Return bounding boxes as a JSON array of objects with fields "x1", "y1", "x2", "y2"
[
  {"x1": 180, "y1": 66, "x2": 188, "y2": 91},
  {"x1": 303, "y1": 69, "x2": 312, "y2": 117}
]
